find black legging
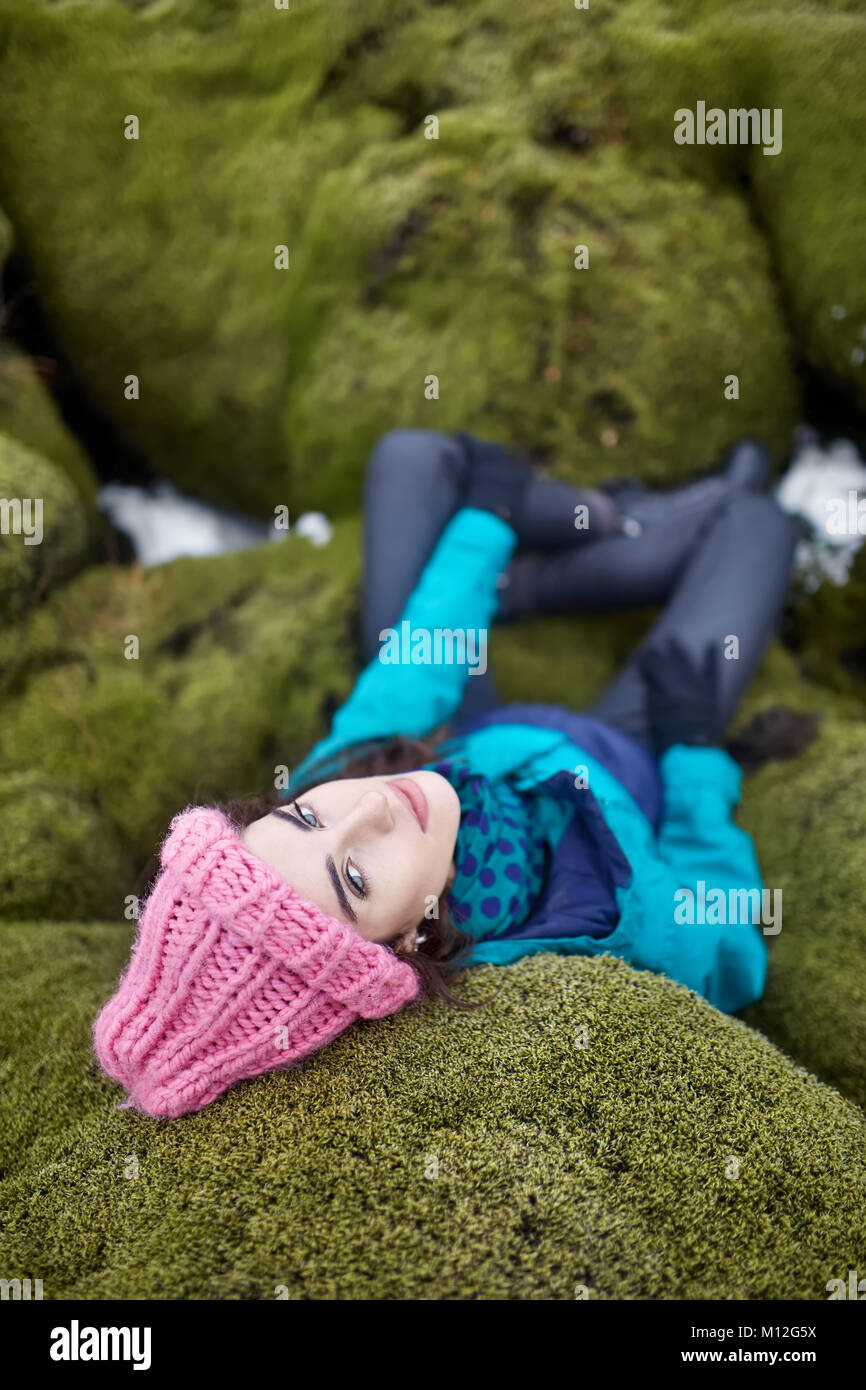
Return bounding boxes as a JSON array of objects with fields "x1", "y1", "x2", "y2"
[{"x1": 361, "y1": 429, "x2": 798, "y2": 745}]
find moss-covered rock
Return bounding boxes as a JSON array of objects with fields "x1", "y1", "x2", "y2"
[
  {"x1": 284, "y1": 136, "x2": 797, "y2": 516},
  {"x1": 740, "y1": 713, "x2": 866, "y2": 1111},
  {"x1": 0, "y1": 521, "x2": 361, "y2": 919},
  {"x1": 0, "y1": 0, "x2": 820, "y2": 517},
  {"x1": 0, "y1": 431, "x2": 91, "y2": 621},
  {"x1": 2, "y1": 176, "x2": 98, "y2": 504},
  {"x1": 608, "y1": 0, "x2": 866, "y2": 407},
  {"x1": 0, "y1": 934, "x2": 863, "y2": 1299},
  {"x1": 0, "y1": 343, "x2": 98, "y2": 508},
  {"x1": 0, "y1": 772, "x2": 134, "y2": 922},
  {"x1": 787, "y1": 544, "x2": 866, "y2": 701},
  {"x1": 0, "y1": 0, "x2": 378, "y2": 516}
]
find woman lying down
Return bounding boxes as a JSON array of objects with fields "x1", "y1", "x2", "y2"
[{"x1": 94, "y1": 428, "x2": 798, "y2": 1117}]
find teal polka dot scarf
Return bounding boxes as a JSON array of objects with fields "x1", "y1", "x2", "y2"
[{"x1": 427, "y1": 757, "x2": 548, "y2": 937}]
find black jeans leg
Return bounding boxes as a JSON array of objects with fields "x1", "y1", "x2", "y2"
[
  {"x1": 362, "y1": 429, "x2": 467, "y2": 661},
  {"x1": 361, "y1": 428, "x2": 501, "y2": 720}
]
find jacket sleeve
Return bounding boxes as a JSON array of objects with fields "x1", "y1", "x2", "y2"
[
  {"x1": 639, "y1": 742, "x2": 769, "y2": 1012},
  {"x1": 291, "y1": 507, "x2": 517, "y2": 786}
]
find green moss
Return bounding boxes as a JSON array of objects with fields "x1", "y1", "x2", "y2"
[
  {"x1": 493, "y1": 609, "x2": 654, "y2": 711},
  {"x1": 0, "y1": 431, "x2": 91, "y2": 621},
  {"x1": 607, "y1": 1, "x2": 866, "y2": 405},
  {"x1": 0, "y1": 772, "x2": 134, "y2": 921},
  {"x1": 0, "y1": 933, "x2": 863, "y2": 1298},
  {"x1": 0, "y1": 5, "x2": 864, "y2": 1279},
  {"x1": 285, "y1": 137, "x2": 796, "y2": 516},
  {"x1": 0, "y1": 345, "x2": 98, "y2": 508},
  {"x1": 0, "y1": 0, "x2": 388, "y2": 515},
  {"x1": 0, "y1": 0, "x2": 815, "y2": 517},
  {"x1": 0, "y1": 522, "x2": 361, "y2": 919},
  {"x1": 787, "y1": 546, "x2": 866, "y2": 701},
  {"x1": 740, "y1": 713, "x2": 866, "y2": 1111}
]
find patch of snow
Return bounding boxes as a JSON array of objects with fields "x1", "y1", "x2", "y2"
[
  {"x1": 97, "y1": 480, "x2": 331, "y2": 567},
  {"x1": 774, "y1": 436, "x2": 866, "y2": 591},
  {"x1": 293, "y1": 511, "x2": 333, "y2": 547}
]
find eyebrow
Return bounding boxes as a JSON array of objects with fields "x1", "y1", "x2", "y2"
[
  {"x1": 271, "y1": 809, "x2": 357, "y2": 923},
  {"x1": 326, "y1": 855, "x2": 357, "y2": 923}
]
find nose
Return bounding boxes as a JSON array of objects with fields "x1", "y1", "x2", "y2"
[{"x1": 343, "y1": 788, "x2": 395, "y2": 837}]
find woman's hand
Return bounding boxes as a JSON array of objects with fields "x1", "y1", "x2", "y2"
[{"x1": 454, "y1": 432, "x2": 534, "y2": 523}]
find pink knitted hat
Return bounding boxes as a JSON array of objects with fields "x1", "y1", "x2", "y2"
[{"x1": 93, "y1": 806, "x2": 420, "y2": 1118}]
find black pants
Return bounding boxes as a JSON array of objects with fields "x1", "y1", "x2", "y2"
[{"x1": 361, "y1": 429, "x2": 798, "y2": 746}]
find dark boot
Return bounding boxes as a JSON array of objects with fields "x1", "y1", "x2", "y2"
[{"x1": 496, "y1": 440, "x2": 773, "y2": 621}]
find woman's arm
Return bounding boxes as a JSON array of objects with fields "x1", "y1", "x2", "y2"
[
  {"x1": 292, "y1": 507, "x2": 517, "y2": 786},
  {"x1": 643, "y1": 743, "x2": 769, "y2": 1011}
]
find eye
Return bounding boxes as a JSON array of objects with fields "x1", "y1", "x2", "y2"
[
  {"x1": 293, "y1": 800, "x2": 321, "y2": 828},
  {"x1": 344, "y1": 858, "x2": 367, "y2": 899}
]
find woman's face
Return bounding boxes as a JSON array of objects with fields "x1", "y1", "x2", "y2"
[{"x1": 239, "y1": 771, "x2": 461, "y2": 951}]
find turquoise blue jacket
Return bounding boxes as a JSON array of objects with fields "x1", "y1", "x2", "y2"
[{"x1": 292, "y1": 509, "x2": 768, "y2": 1013}]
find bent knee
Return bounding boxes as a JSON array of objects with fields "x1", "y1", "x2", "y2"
[
  {"x1": 365, "y1": 428, "x2": 462, "y2": 491},
  {"x1": 725, "y1": 490, "x2": 799, "y2": 549}
]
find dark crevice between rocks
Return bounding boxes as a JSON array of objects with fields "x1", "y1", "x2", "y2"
[
  {"x1": 796, "y1": 358, "x2": 866, "y2": 458},
  {"x1": 1, "y1": 249, "x2": 155, "y2": 488},
  {"x1": 733, "y1": 161, "x2": 866, "y2": 457},
  {"x1": 839, "y1": 644, "x2": 866, "y2": 682}
]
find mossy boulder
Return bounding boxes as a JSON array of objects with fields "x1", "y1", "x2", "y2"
[
  {"x1": 0, "y1": 521, "x2": 362, "y2": 920},
  {"x1": 0, "y1": 343, "x2": 98, "y2": 508},
  {"x1": 0, "y1": 0, "x2": 822, "y2": 517},
  {"x1": 283, "y1": 136, "x2": 797, "y2": 516},
  {"x1": 0, "y1": 431, "x2": 91, "y2": 621},
  {"x1": 2, "y1": 180, "x2": 97, "y2": 504},
  {"x1": 608, "y1": 0, "x2": 866, "y2": 406},
  {"x1": 0, "y1": 772, "x2": 134, "y2": 923},
  {"x1": 1, "y1": 935, "x2": 864, "y2": 1299},
  {"x1": 740, "y1": 713, "x2": 866, "y2": 1111},
  {"x1": 788, "y1": 544, "x2": 866, "y2": 701}
]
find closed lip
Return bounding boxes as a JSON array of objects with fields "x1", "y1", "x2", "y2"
[{"x1": 386, "y1": 777, "x2": 429, "y2": 833}]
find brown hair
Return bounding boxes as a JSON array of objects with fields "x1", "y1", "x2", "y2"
[{"x1": 222, "y1": 732, "x2": 493, "y2": 1012}]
